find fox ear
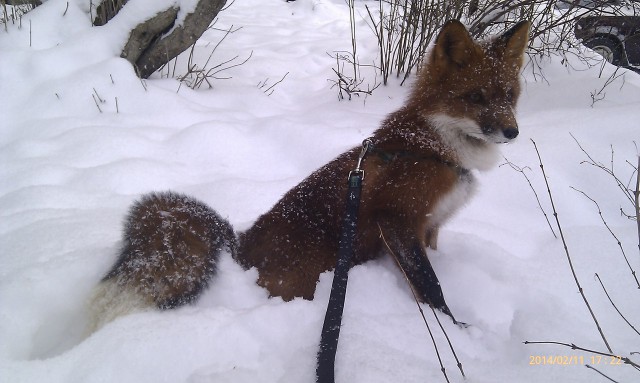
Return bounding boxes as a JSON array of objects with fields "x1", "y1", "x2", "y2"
[
  {"x1": 497, "y1": 20, "x2": 531, "y2": 61},
  {"x1": 432, "y1": 20, "x2": 476, "y2": 68}
]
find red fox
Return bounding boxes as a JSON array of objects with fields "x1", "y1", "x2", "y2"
[{"x1": 88, "y1": 20, "x2": 530, "y2": 332}]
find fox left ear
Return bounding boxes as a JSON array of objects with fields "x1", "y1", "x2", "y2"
[
  {"x1": 497, "y1": 20, "x2": 531, "y2": 61},
  {"x1": 433, "y1": 20, "x2": 477, "y2": 68}
]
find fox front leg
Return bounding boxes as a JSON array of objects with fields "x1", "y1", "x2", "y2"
[{"x1": 378, "y1": 222, "x2": 459, "y2": 324}]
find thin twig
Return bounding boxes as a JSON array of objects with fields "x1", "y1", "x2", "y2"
[
  {"x1": 501, "y1": 157, "x2": 557, "y2": 238},
  {"x1": 594, "y1": 273, "x2": 640, "y2": 336},
  {"x1": 531, "y1": 139, "x2": 612, "y2": 353},
  {"x1": 585, "y1": 364, "x2": 620, "y2": 383},
  {"x1": 427, "y1": 304, "x2": 465, "y2": 378},
  {"x1": 635, "y1": 155, "x2": 640, "y2": 265},
  {"x1": 590, "y1": 67, "x2": 625, "y2": 107},
  {"x1": 328, "y1": 51, "x2": 380, "y2": 101},
  {"x1": 571, "y1": 187, "x2": 640, "y2": 288},
  {"x1": 258, "y1": 72, "x2": 289, "y2": 96},
  {"x1": 91, "y1": 94, "x2": 102, "y2": 113},
  {"x1": 572, "y1": 134, "x2": 635, "y2": 214},
  {"x1": 572, "y1": 135, "x2": 640, "y2": 275},
  {"x1": 202, "y1": 23, "x2": 237, "y2": 69},
  {"x1": 207, "y1": 51, "x2": 253, "y2": 78},
  {"x1": 92, "y1": 88, "x2": 104, "y2": 103},
  {"x1": 221, "y1": 0, "x2": 236, "y2": 12}
]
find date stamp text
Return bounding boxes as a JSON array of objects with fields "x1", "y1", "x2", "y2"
[{"x1": 529, "y1": 355, "x2": 623, "y2": 366}]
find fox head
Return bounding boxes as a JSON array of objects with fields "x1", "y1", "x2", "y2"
[{"x1": 409, "y1": 20, "x2": 530, "y2": 147}]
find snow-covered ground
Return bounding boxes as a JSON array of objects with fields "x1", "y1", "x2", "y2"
[{"x1": 1, "y1": 0, "x2": 639, "y2": 382}]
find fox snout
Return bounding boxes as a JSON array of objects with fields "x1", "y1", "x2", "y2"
[
  {"x1": 481, "y1": 124, "x2": 519, "y2": 141},
  {"x1": 479, "y1": 103, "x2": 520, "y2": 143}
]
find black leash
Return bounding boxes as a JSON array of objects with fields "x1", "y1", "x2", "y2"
[{"x1": 316, "y1": 138, "x2": 372, "y2": 383}]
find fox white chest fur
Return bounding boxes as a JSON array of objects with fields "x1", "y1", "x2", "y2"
[
  {"x1": 428, "y1": 169, "x2": 477, "y2": 230},
  {"x1": 426, "y1": 111, "x2": 504, "y2": 229}
]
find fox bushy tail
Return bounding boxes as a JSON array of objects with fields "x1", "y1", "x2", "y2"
[{"x1": 87, "y1": 191, "x2": 236, "y2": 333}]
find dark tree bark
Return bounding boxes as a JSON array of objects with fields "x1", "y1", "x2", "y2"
[
  {"x1": 120, "y1": 6, "x2": 180, "y2": 76},
  {"x1": 95, "y1": 0, "x2": 227, "y2": 79},
  {"x1": 93, "y1": 0, "x2": 128, "y2": 26}
]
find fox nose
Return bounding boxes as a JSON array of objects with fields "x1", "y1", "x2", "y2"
[{"x1": 503, "y1": 127, "x2": 519, "y2": 140}]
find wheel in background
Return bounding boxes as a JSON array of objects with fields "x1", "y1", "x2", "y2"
[{"x1": 583, "y1": 36, "x2": 625, "y2": 66}]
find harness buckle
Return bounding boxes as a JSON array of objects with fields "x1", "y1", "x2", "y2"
[{"x1": 350, "y1": 139, "x2": 372, "y2": 181}]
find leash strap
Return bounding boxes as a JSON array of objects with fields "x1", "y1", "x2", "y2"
[{"x1": 316, "y1": 139, "x2": 371, "y2": 383}]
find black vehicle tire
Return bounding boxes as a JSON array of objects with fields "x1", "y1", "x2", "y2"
[{"x1": 583, "y1": 36, "x2": 625, "y2": 66}]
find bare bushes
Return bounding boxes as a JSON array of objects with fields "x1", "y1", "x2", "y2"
[
  {"x1": 334, "y1": 0, "x2": 637, "y2": 97},
  {"x1": 513, "y1": 139, "x2": 639, "y2": 381},
  {"x1": 328, "y1": 0, "x2": 380, "y2": 100},
  {"x1": 364, "y1": 0, "x2": 466, "y2": 85}
]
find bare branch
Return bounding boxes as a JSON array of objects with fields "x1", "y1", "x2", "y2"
[
  {"x1": 501, "y1": 157, "x2": 557, "y2": 238},
  {"x1": 585, "y1": 364, "x2": 621, "y2": 383},
  {"x1": 571, "y1": 187, "x2": 640, "y2": 288},
  {"x1": 531, "y1": 139, "x2": 612, "y2": 353},
  {"x1": 635, "y1": 155, "x2": 640, "y2": 265},
  {"x1": 571, "y1": 134, "x2": 636, "y2": 211},
  {"x1": 594, "y1": 273, "x2": 640, "y2": 336}
]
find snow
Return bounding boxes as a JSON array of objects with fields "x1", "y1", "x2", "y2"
[{"x1": 1, "y1": 0, "x2": 639, "y2": 382}]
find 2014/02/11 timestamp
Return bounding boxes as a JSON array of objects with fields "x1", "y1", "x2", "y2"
[{"x1": 529, "y1": 355, "x2": 623, "y2": 366}]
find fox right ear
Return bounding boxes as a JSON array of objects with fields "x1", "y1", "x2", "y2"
[
  {"x1": 497, "y1": 20, "x2": 531, "y2": 62},
  {"x1": 432, "y1": 20, "x2": 477, "y2": 68}
]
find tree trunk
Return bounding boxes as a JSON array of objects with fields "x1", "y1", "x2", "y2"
[
  {"x1": 120, "y1": 6, "x2": 180, "y2": 76},
  {"x1": 133, "y1": 0, "x2": 227, "y2": 79},
  {"x1": 95, "y1": 0, "x2": 227, "y2": 79}
]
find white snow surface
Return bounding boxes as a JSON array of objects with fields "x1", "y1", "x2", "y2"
[{"x1": 1, "y1": 0, "x2": 640, "y2": 382}]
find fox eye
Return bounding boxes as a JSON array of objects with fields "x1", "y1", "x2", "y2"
[{"x1": 468, "y1": 91, "x2": 484, "y2": 104}]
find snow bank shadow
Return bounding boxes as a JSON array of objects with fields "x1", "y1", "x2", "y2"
[
  {"x1": 28, "y1": 301, "x2": 90, "y2": 360},
  {"x1": 434, "y1": 230, "x2": 535, "y2": 337}
]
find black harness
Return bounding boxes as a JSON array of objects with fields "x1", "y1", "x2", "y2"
[{"x1": 370, "y1": 146, "x2": 470, "y2": 177}]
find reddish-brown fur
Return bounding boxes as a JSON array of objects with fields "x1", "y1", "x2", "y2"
[
  {"x1": 96, "y1": 20, "x2": 530, "y2": 327},
  {"x1": 237, "y1": 20, "x2": 531, "y2": 321},
  {"x1": 103, "y1": 192, "x2": 235, "y2": 309}
]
